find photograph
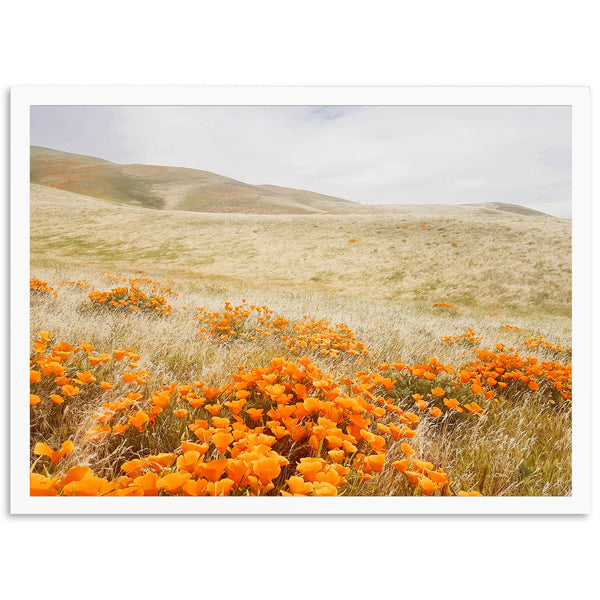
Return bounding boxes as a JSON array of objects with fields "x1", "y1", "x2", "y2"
[{"x1": 13, "y1": 87, "x2": 589, "y2": 513}]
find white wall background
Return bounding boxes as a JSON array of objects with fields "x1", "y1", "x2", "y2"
[{"x1": 2, "y1": 2, "x2": 597, "y2": 599}]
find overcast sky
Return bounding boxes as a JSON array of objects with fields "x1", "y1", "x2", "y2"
[{"x1": 31, "y1": 105, "x2": 572, "y2": 217}]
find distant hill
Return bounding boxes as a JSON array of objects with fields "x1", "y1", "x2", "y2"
[
  {"x1": 30, "y1": 146, "x2": 358, "y2": 214},
  {"x1": 472, "y1": 202, "x2": 553, "y2": 217}
]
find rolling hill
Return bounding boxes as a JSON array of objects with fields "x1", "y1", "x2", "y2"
[
  {"x1": 30, "y1": 146, "x2": 358, "y2": 214},
  {"x1": 31, "y1": 146, "x2": 556, "y2": 219}
]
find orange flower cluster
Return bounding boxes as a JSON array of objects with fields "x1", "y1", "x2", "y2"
[
  {"x1": 282, "y1": 318, "x2": 372, "y2": 359},
  {"x1": 195, "y1": 302, "x2": 371, "y2": 360},
  {"x1": 30, "y1": 278, "x2": 58, "y2": 295},
  {"x1": 432, "y1": 302, "x2": 461, "y2": 311},
  {"x1": 524, "y1": 336, "x2": 571, "y2": 354},
  {"x1": 29, "y1": 331, "x2": 146, "y2": 411},
  {"x1": 382, "y1": 343, "x2": 572, "y2": 416},
  {"x1": 86, "y1": 282, "x2": 172, "y2": 316},
  {"x1": 30, "y1": 335, "x2": 454, "y2": 497},
  {"x1": 30, "y1": 315, "x2": 572, "y2": 497},
  {"x1": 58, "y1": 280, "x2": 91, "y2": 290},
  {"x1": 443, "y1": 328, "x2": 483, "y2": 346},
  {"x1": 195, "y1": 300, "x2": 288, "y2": 342},
  {"x1": 391, "y1": 443, "x2": 450, "y2": 495},
  {"x1": 101, "y1": 271, "x2": 177, "y2": 295},
  {"x1": 456, "y1": 347, "x2": 572, "y2": 405}
]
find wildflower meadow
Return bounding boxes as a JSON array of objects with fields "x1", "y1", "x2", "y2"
[{"x1": 28, "y1": 183, "x2": 573, "y2": 498}]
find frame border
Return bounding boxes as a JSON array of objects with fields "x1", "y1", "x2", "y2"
[{"x1": 11, "y1": 86, "x2": 591, "y2": 514}]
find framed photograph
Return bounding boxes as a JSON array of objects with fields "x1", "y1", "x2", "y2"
[{"x1": 11, "y1": 86, "x2": 590, "y2": 514}]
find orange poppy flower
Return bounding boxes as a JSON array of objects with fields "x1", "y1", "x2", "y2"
[
  {"x1": 403, "y1": 470, "x2": 423, "y2": 486},
  {"x1": 34, "y1": 439, "x2": 75, "y2": 463},
  {"x1": 206, "y1": 478, "x2": 235, "y2": 496},
  {"x1": 294, "y1": 383, "x2": 308, "y2": 399},
  {"x1": 173, "y1": 409, "x2": 189, "y2": 419},
  {"x1": 303, "y1": 397, "x2": 323, "y2": 412},
  {"x1": 30, "y1": 473, "x2": 59, "y2": 496},
  {"x1": 327, "y1": 449, "x2": 346, "y2": 462},
  {"x1": 401, "y1": 425, "x2": 417, "y2": 439},
  {"x1": 418, "y1": 476, "x2": 439, "y2": 495},
  {"x1": 188, "y1": 396, "x2": 206, "y2": 409},
  {"x1": 253, "y1": 456, "x2": 281, "y2": 485},
  {"x1": 133, "y1": 471, "x2": 160, "y2": 496},
  {"x1": 287, "y1": 476, "x2": 313, "y2": 496},
  {"x1": 401, "y1": 443, "x2": 415, "y2": 456},
  {"x1": 431, "y1": 387, "x2": 445, "y2": 397},
  {"x1": 39, "y1": 361, "x2": 65, "y2": 377},
  {"x1": 391, "y1": 458, "x2": 410, "y2": 473},
  {"x1": 181, "y1": 441, "x2": 209, "y2": 456},
  {"x1": 123, "y1": 372, "x2": 138, "y2": 384},
  {"x1": 128, "y1": 411, "x2": 150, "y2": 432},
  {"x1": 463, "y1": 402, "x2": 483, "y2": 415},
  {"x1": 225, "y1": 459, "x2": 249, "y2": 484},
  {"x1": 403, "y1": 412, "x2": 420, "y2": 425},
  {"x1": 212, "y1": 431, "x2": 234, "y2": 454},
  {"x1": 157, "y1": 472, "x2": 192, "y2": 494},
  {"x1": 428, "y1": 407, "x2": 442, "y2": 417},
  {"x1": 225, "y1": 398, "x2": 246, "y2": 415},
  {"x1": 205, "y1": 403, "x2": 223, "y2": 416},
  {"x1": 61, "y1": 384, "x2": 79, "y2": 397},
  {"x1": 297, "y1": 458, "x2": 324, "y2": 482},
  {"x1": 362, "y1": 454, "x2": 386, "y2": 473},
  {"x1": 112, "y1": 423, "x2": 129, "y2": 435},
  {"x1": 183, "y1": 478, "x2": 210, "y2": 496},
  {"x1": 246, "y1": 408, "x2": 264, "y2": 422},
  {"x1": 30, "y1": 394, "x2": 41, "y2": 406},
  {"x1": 412, "y1": 458, "x2": 434, "y2": 472},
  {"x1": 443, "y1": 398, "x2": 463, "y2": 412},
  {"x1": 368, "y1": 434, "x2": 387, "y2": 452},
  {"x1": 177, "y1": 451, "x2": 202, "y2": 473},
  {"x1": 427, "y1": 470, "x2": 449, "y2": 486},
  {"x1": 312, "y1": 481, "x2": 338, "y2": 496},
  {"x1": 30, "y1": 370, "x2": 41, "y2": 383},
  {"x1": 196, "y1": 458, "x2": 228, "y2": 482},
  {"x1": 211, "y1": 416, "x2": 231, "y2": 429},
  {"x1": 74, "y1": 370, "x2": 96, "y2": 384}
]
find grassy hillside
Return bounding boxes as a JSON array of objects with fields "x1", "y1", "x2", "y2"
[
  {"x1": 31, "y1": 183, "x2": 571, "y2": 316},
  {"x1": 30, "y1": 146, "x2": 357, "y2": 214}
]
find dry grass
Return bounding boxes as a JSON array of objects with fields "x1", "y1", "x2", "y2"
[
  {"x1": 29, "y1": 183, "x2": 572, "y2": 497},
  {"x1": 31, "y1": 184, "x2": 571, "y2": 315}
]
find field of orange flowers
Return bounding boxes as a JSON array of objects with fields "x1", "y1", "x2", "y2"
[{"x1": 29, "y1": 272, "x2": 572, "y2": 497}]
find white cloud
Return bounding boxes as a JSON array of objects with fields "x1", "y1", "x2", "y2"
[{"x1": 30, "y1": 104, "x2": 572, "y2": 216}]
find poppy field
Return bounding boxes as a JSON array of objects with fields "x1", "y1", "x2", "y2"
[{"x1": 28, "y1": 184, "x2": 573, "y2": 498}]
